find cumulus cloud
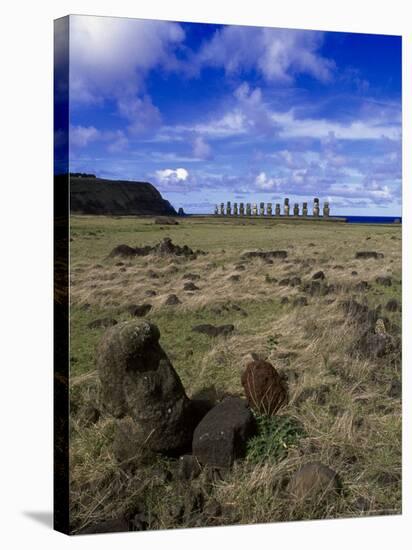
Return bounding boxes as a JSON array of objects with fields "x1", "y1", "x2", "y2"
[
  {"x1": 155, "y1": 168, "x2": 189, "y2": 186},
  {"x1": 118, "y1": 96, "x2": 162, "y2": 135},
  {"x1": 70, "y1": 124, "x2": 129, "y2": 152},
  {"x1": 70, "y1": 125, "x2": 101, "y2": 147},
  {"x1": 70, "y1": 16, "x2": 185, "y2": 103},
  {"x1": 196, "y1": 26, "x2": 335, "y2": 83}
]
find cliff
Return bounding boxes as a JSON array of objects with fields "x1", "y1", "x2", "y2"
[{"x1": 65, "y1": 175, "x2": 176, "y2": 216}]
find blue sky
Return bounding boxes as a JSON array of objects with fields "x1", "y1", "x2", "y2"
[{"x1": 68, "y1": 15, "x2": 402, "y2": 215}]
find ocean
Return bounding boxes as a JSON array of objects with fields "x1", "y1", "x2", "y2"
[{"x1": 342, "y1": 216, "x2": 402, "y2": 224}]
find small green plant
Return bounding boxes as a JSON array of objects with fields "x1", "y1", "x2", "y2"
[
  {"x1": 246, "y1": 414, "x2": 304, "y2": 464},
  {"x1": 266, "y1": 335, "x2": 279, "y2": 351}
]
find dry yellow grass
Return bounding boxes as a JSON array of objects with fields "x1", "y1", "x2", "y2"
[{"x1": 68, "y1": 215, "x2": 401, "y2": 533}]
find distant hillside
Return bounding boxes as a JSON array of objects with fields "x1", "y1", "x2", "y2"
[{"x1": 65, "y1": 175, "x2": 177, "y2": 216}]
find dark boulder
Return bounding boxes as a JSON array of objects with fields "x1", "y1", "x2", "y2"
[
  {"x1": 97, "y1": 320, "x2": 194, "y2": 454},
  {"x1": 124, "y1": 303, "x2": 152, "y2": 317},
  {"x1": 87, "y1": 317, "x2": 117, "y2": 329},
  {"x1": 288, "y1": 462, "x2": 340, "y2": 501},
  {"x1": 312, "y1": 271, "x2": 325, "y2": 280},
  {"x1": 293, "y1": 296, "x2": 308, "y2": 306},
  {"x1": 177, "y1": 454, "x2": 202, "y2": 481},
  {"x1": 183, "y1": 282, "x2": 200, "y2": 291},
  {"x1": 241, "y1": 360, "x2": 287, "y2": 416},
  {"x1": 375, "y1": 276, "x2": 392, "y2": 287},
  {"x1": 164, "y1": 294, "x2": 181, "y2": 305},
  {"x1": 355, "y1": 251, "x2": 384, "y2": 259},
  {"x1": 192, "y1": 397, "x2": 257, "y2": 469},
  {"x1": 385, "y1": 299, "x2": 400, "y2": 312}
]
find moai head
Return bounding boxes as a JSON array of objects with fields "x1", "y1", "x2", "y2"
[
  {"x1": 313, "y1": 198, "x2": 320, "y2": 217},
  {"x1": 267, "y1": 203, "x2": 272, "y2": 216},
  {"x1": 239, "y1": 202, "x2": 245, "y2": 215},
  {"x1": 252, "y1": 203, "x2": 258, "y2": 216},
  {"x1": 259, "y1": 202, "x2": 265, "y2": 216},
  {"x1": 284, "y1": 198, "x2": 290, "y2": 216},
  {"x1": 323, "y1": 201, "x2": 330, "y2": 217},
  {"x1": 275, "y1": 203, "x2": 281, "y2": 216},
  {"x1": 233, "y1": 202, "x2": 238, "y2": 215},
  {"x1": 214, "y1": 204, "x2": 219, "y2": 215},
  {"x1": 220, "y1": 202, "x2": 225, "y2": 215},
  {"x1": 302, "y1": 202, "x2": 308, "y2": 216},
  {"x1": 226, "y1": 201, "x2": 232, "y2": 215},
  {"x1": 293, "y1": 203, "x2": 299, "y2": 216},
  {"x1": 246, "y1": 203, "x2": 252, "y2": 215}
]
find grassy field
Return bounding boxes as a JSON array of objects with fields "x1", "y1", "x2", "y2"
[{"x1": 69, "y1": 215, "x2": 401, "y2": 532}]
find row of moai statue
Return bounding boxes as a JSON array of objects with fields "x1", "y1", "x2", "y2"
[{"x1": 214, "y1": 198, "x2": 330, "y2": 217}]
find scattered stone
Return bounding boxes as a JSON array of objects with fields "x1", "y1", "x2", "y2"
[
  {"x1": 351, "y1": 271, "x2": 358, "y2": 276},
  {"x1": 124, "y1": 303, "x2": 152, "y2": 317},
  {"x1": 376, "y1": 276, "x2": 392, "y2": 286},
  {"x1": 241, "y1": 360, "x2": 287, "y2": 415},
  {"x1": 242, "y1": 250, "x2": 287, "y2": 260},
  {"x1": 164, "y1": 294, "x2": 181, "y2": 305},
  {"x1": 177, "y1": 454, "x2": 202, "y2": 481},
  {"x1": 228, "y1": 274, "x2": 240, "y2": 282},
  {"x1": 235, "y1": 264, "x2": 246, "y2": 271},
  {"x1": 355, "y1": 251, "x2": 384, "y2": 259},
  {"x1": 108, "y1": 238, "x2": 204, "y2": 259},
  {"x1": 290, "y1": 276, "x2": 302, "y2": 287},
  {"x1": 293, "y1": 296, "x2": 308, "y2": 306},
  {"x1": 115, "y1": 262, "x2": 125, "y2": 266},
  {"x1": 192, "y1": 324, "x2": 235, "y2": 337},
  {"x1": 354, "y1": 281, "x2": 369, "y2": 291},
  {"x1": 280, "y1": 296, "x2": 289, "y2": 305},
  {"x1": 154, "y1": 217, "x2": 179, "y2": 225},
  {"x1": 147, "y1": 269, "x2": 159, "y2": 279},
  {"x1": 184, "y1": 282, "x2": 200, "y2": 291},
  {"x1": 192, "y1": 397, "x2": 257, "y2": 469},
  {"x1": 145, "y1": 289, "x2": 157, "y2": 297},
  {"x1": 183, "y1": 273, "x2": 200, "y2": 281},
  {"x1": 312, "y1": 270, "x2": 325, "y2": 280},
  {"x1": 87, "y1": 317, "x2": 118, "y2": 329},
  {"x1": 385, "y1": 299, "x2": 400, "y2": 312},
  {"x1": 288, "y1": 462, "x2": 340, "y2": 501},
  {"x1": 388, "y1": 379, "x2": 402, "y2": 398},
  {"x1": 279, "y1": 278, "x2": 290, "y2": 286},
  {"x1": 97, "y1": 320, "x2": 194, "y2": 454}
]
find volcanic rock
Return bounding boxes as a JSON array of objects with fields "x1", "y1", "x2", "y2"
[
  {"x1": 288, "y1": 462, "x2": 340, "y2": 501},
  {"x1": 241, "y1": 359, "x2": 287, "y2": 416},
  {"x1": 192, "y1": 397, "x2": 256, "y2": 468},
  {"x1": 97, "y1": 320, "x2": 194, "y2": 454},
  {"x1": 164, "y1": 294, "x2": 181, "y2": 305},
  {"x1": 355, "y1": 251, "x2": 384, "y2": 259}
]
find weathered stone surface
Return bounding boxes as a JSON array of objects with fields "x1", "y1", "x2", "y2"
[
  {"x1": 192, "y1": 397, "x2": 257, "y2": 468},
  {"x1": 87, "y1": 317, "x2": 117, "y2": 329},
  {"x1": 241, "y1": 360, "x2": 287, "y2": 416},
  {"x1": 312, "y1": 270, "x2": 325, "y2": 280},
  {"x1": 288, "y1": 462, "x2": 340, "y2": 501},
  {"x1": 355, "y1": 251, "x2": 384, "y2": 259},
  {"x1": 97, "y1": 320, "x2": 193, "y2": 454},
  {"x1": 164, "y1": 294, "x2": 181, "y2": 305},
  {"x1": 192, "y1": 324, "x2": 234, "y2": 337},
  {"x1": 293, "y1": 296, "x2": 308, "y2": 307},
  {"x1": 385, "y1": 298, "x2": 400, "y2": 312},
  {"x1": 183, "y1": 282, "x2": 200, "y2": 291},
  {"x1": 124, "y1": 303, "x2": 152, "y2": 317},
  {"x1": 376, "y1": 276, "x2": 392, "y2": 286},
  {"x1": 113, "y1": 416, "x2": 154, "y2": 465},
  {"x1": 109, "y1": 238, "x2": 204, "y2": 259}
]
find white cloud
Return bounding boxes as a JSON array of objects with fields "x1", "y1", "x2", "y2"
[
  {"x1": 155, "y1": 168, "x2": 189, "y2": 185},
  {"x1": 70, "y1": 125, "x2": 100, "y2": 147},
  {"x1": 255, "y1": 172, "x2": 282, "y2": 190},
  {"x1": 197, "y1": 27, "x2": 335, "y2": 83},
  {"x1": 70, "y1": 16, "x2": 185, "y2": 103},
  {"x1": 192, "y1": 136, "x2": 212, "y2": 159},
  {"x1": 118, "y1": 96, "x2": 161, "y2": 135}
]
